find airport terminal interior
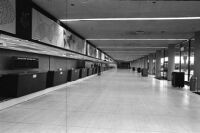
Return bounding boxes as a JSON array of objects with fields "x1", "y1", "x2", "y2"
[{"x1": 1, "y1": 0, "x2": 200, "y2": 133}]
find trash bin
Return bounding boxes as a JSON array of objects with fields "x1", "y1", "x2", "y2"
[
  {"x1": 171, "y1": 72, "x2": 184, "y2": 88},
  {"x1": 141, "y1": 68, "x2": 148, "y2": 77},
  {"x1": 137, "y1": 68, "x2": 141, "y2": 73},
  {"x1": 190, "y1": 76, "x2": 197, "y2": 92}
]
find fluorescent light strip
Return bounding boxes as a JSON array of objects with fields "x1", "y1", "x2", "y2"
[
  {"x1": 60, "y1": 17, "x2": 200, "y2": 22},
  {"x1": 86, "y1": 39, "x2": 187, "y2": 41},
  {"x1": 105, "y1": 51, "x2": 155, "y2": 52},
  {"x1": 100, "y1": 47, "x2": 167, "y2": 48}
]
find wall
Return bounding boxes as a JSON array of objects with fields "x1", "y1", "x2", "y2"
[
  {"x1": 85, "y1": 61, "x2": 95, "y2": 68},
  {"x1": 117, "y1": 61, "x2": 130, "y2": 69},
  {"x1": 0, "y1": 48, "x2": 84, "y2": 76},
  {"x1": 49, "y1": 56, "x2": 81, "y2": 71}
]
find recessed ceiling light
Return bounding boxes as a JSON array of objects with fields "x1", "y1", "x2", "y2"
[
  {"x1": 100, "y1": 46, "x2": 167, "y2": 49},
  {"x1": 60, "y1": 17, "x2": 200, "y2": 22}
]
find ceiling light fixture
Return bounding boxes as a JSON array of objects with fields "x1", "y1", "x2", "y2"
[
  {"x1": 86, "y1": 39, "x2": 188, "y2": 41},
  {"x1": 105, "y1": 51, "x2": 155, "y2": 52},
  {"x1": 100, "y1": 47, "x2": 167, "y2": 48},
  {"x1": 60, "y1": 17, "x2": 200, "y2": 22}
]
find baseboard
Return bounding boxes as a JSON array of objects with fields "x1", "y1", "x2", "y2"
[{"x1": 0, "y1": 74, "x2": 96, "y2": 111}]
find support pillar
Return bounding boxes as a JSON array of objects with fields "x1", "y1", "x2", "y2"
[
  {"x1": 144, "y1": 56, "x2": 148, "y2": 69},
  {"x1": 194, "y1": 32, "x2": 200, "y2": 89},
  {"x1": 149, "y1": 54, "x2": 154, "y2": 74},
  {"x1": 167, "y1": 44, "x2": 176, "y2": 81},
  {"x1": 156, "y1": 50, "x2": 162, "y2": 78}
]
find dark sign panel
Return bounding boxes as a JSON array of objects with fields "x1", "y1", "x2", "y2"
[{"x1": 16, "y1": 0, "x2": 32, "y2": 39}]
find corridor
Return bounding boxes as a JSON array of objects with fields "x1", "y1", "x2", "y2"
[{"x1": 1, "y1": 69, "x2": 200, "y2": 133}]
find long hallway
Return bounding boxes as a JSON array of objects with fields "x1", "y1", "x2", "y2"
[{"x1": 1, "y1": 70, "x2": 200, "y2": 133}]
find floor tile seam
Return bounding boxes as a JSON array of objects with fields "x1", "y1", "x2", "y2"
[
  {"x1": 0, "y1": 120, "x2": 66, "y2": 126},
  {"x1": 66, "y1": 110, "x2": 196, "y2": 118},
  {"x1": 13, "y1": 107, "x2": 67, "y2": 111},
  {"x1": 66, "y1": 126, "x2": 183, "y2": 133}
]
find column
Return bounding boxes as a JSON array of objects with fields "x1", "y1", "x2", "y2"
[
  {"x1": 139, "y1": 59, "x2": 142, "y2": 68},
  {"x1": 156, "y1": 50, "x2": 162, "y2": 78},
  {"x1": 144, "y1": 56, "x2": 148, "y2": 69},
  {"x1": 194, "y1": 32, "x2": 200, "y2": 87},
  {"x1": 167, "y1": 44, "x2": 176, "y2": 80},
  {"x1": 142, "y1": 58, "x2": 145, "y2": 68},
  {"x1": 148, "y1": 54, "x2": 154, "y2": 74}
]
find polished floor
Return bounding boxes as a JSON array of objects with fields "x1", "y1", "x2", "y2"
[{"x1": 0, "y1": 69, "x2": 200, "y2": 133}]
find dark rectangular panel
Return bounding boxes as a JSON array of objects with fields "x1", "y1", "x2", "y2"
[{"x1": 16, "y1": 0, "x2": 32, "y2": 39}]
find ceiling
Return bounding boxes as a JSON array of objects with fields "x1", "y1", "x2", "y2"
[{"x1": 32, "y1": 0, "x2": 200, "y2": 61}]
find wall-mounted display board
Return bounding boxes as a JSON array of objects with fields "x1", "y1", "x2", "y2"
[
  {"x1": 98, "y1": 50, "x2": 101, "y2": 60},
  {"x1": 87, "y1": 44, "x2": 96, "y2": 58},
  {"x1": 0, "y1": 0, "x2": 16, "y2": 34},
  {"x1": 32, "y1": 9, "x2": 65, "y2": 48},
  {"x1": 32, "y1": 9, "x2": 86, "y2": 54},
  {"x1": 65, "y1": 32, "x2": 86, "y2": 54},
  {"x1": 105, "y1": 55, "x2": 109, "y2": 61},
  {"x1": 96, "y1": 49, "x2": 99, "y2": 59},
  {"x1": 101, "y1": 53, "x2": 105, "y2": 61}
]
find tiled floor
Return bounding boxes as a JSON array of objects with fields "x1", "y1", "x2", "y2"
[{"x1": 0, "y1": 69, "x2": 200, "y2": 133}]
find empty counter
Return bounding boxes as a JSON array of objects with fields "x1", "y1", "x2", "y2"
[
  {"x1": 0, "y1": 72, "x2": 47, "y2": 98},
  {"x1": 92, "y1": 68, "x2": 97, "y2": 74},
  {"x1": 87, "y1": 68, "x2": 93, "y2": 76},
  {"x1": 46, "y1": 70, "x2": 68, "y2": 87},
  {"x1": 79, "y1": 68, "x2": 87, "y2": 78},
  {"x1": 172, "y1": 72, "x2": 184, "y2": 88},
  {"x1": 101, "y1": 67, "x2": 104, "y2": 72},
  {"x1": 68, "y1": 69, "x2": 80, "y2": 81}
]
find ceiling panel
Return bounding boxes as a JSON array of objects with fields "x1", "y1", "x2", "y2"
[
  {"x1": 65, "y1": 20, "x2": 197, "y2": 39},
  {"x1": 90, "y1": 40, "x2": 183, "y2": 47},
  {"x1": 32, "y1": 0, "x2": 200, "y2": 61},
  {"x1": 66, "y1": 0, "x2": 200, "y2": 19}
]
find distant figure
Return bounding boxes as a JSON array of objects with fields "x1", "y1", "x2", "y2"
[{"x1": 97, "y1": 64, "x2": 101, "y2": 76}]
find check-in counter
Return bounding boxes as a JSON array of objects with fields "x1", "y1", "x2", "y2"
[
  {"x1": 92, "y1": 68, "x2": 97, "y2": 74},
  {"x1": 0, "y1": 72, "x2": 47, "y2": 98},
  {"x1": 87, "y1": 68, "x2": 93, "y2": 76},
  {"x1": 79, "y1": 68, "x2": 87, "y2": 78},
  {"x1": 100, "y1": 67, "x2": 104, "y2": 72},
  {"x1": 68, "y1": 69, "x2": 80, "y2": 81},
  {"x1": 46, "y1": 70, "x2": 68, "y2": 87}
]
